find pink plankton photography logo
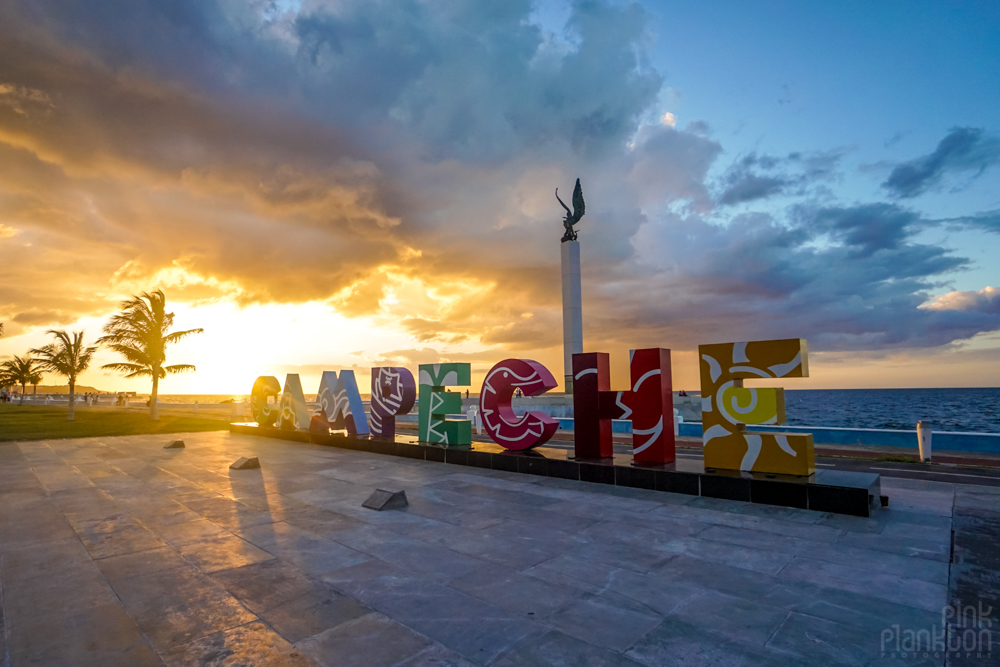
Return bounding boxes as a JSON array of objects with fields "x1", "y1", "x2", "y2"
[{"x1": 881, "y1": 602, "x2": 993, "y2": 661}]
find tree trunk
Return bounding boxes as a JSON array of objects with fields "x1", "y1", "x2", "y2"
[
  {"x1": 151, "y1": 374, "x2": 159, "y2": 421},
  {"x1": 19, "y1": 382, "x2": 26, "y2": 405},
  {"x1": 67, "y1": 378, "x2": 76, "y2": 421}
]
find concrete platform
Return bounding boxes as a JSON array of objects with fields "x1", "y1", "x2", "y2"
[{"x1": 1, "y1": 431, "x2": 996, "y2": 666}]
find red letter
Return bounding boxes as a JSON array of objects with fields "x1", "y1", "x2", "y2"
[
  {"x1": 572, "y1": 348, "x2": 675, "y2": 464},
  {"x1": 572, "y1": 353, "x2": 613, "y2": 458},
  {"x1": 480, "y1": 359, "x2": 559, "y2": 450}
]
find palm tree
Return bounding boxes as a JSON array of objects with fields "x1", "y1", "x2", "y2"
[
  {"x1": 0, "y1": 361, "x2": 12, "y2": 398},
  {"x1": 0, "y1": 355, "x2": 43, "y2": 405},
  {"x1": 30, "y1": 330, "x2": 96, "y2": 420},
  {"x1": 29, "y1": 369, "x2": 43, "y2": 397},
  {"x1": 98, "y1": 290, "x2": 203, "y2": 421}
]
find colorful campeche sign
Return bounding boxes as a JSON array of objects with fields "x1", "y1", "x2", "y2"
[{"x1": 249, "y1": 337, "x2": 814, "y2": 477}]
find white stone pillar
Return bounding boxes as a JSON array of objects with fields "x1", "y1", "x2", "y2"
[
  {"x1": 561, "y1": 240, "x2": 583, "y2": 393},
  {"x1": 917, "y1": 421, "x2": 932, "y2": 462}
]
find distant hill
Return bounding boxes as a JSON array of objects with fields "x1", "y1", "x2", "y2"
[{"x1": 18, "y1": 385, "x2": 108, "y2": 395}]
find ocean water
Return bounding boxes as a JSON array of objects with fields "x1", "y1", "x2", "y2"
[
  {"x1": 156, "y1": 388, "x2": 1000, "y2": 434},
  {"x1": 158, "y1": 394, "x2": 312, "y2": 403},
  {"x1": 783, "y1": 388, "x2": 1000, "y2": 433}
]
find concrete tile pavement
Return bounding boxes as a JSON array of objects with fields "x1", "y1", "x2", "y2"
[{"x1": 0, "y1": 431, "x2": 995, "y2": 665}]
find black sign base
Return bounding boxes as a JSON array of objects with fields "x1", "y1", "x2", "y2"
[{"x1": 230, "y1": 424, "x2": 882, "y2": 517}]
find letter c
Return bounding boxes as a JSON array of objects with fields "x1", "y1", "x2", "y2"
[
  {"x1": 251, "y1": 376, "x2": 281, "y2": 427},
  {"x1": 480, "y1": 359, "x2": 559, "y2": 450}
]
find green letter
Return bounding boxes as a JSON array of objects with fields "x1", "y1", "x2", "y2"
[{"x1": 418, "y1": 363, "x2": 471, "y2": 446}]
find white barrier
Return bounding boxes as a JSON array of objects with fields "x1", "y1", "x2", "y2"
[{"x1": 466, "y1": 405, "x2": 482, "y2": 435}]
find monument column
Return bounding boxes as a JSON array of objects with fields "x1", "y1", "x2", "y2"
[
  {"x1": 561, "y1": 239, "x2": 583, "y2": 393},
  {"x1": 556, "y1": 178, "x2": 586, "y2": 394}
]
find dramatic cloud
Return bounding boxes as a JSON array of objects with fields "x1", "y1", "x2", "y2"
[
  {"x1": 0, "y1": 0, "x2": 664, "y2": 314},
  {"x1": 716, "y1": 150, "x2": 844, "y2": 206},
  {"x1": 609, "y1": 202, "x2": 996, "y2": 352},
  {"x1": 924, "y1": 286, "x2": 1000, "y2": 315},
  {"x1": 0, "y1": 0, "x2": 998, "y2": 386},
  {"x1": 882, "y1": 127, "x2": 1000, "y2": 198},
  {"x1": 0, "y1": 83, "x2": 52, "y2": 117},
  {"x1": 11, "y1": 310, "x2": 74, "y2": 326},
  {"x1": 804, "y1": 204, "x2": 923, "y2": 256},
  {"x1": 944, "y1": 209, "x2": 1000, "y2": 234},
  {"x1": 629, "y1": 124, "x2": 721, "y2": 210},
  {"x1": 718, "y1": 173, "x2": 787, "y2": 206}
]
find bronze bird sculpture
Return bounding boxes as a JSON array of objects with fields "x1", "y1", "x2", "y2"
[{"x1": 556, "y1": 178, "x2": 585, "y2": 242}]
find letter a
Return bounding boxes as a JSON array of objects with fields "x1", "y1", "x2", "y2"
[{"x1": 314, "y1": 370, "x2": 370, "y2": 436}]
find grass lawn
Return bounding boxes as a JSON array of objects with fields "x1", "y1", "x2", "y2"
[{"x1": 0, "y1": 405, "x2": 230, "y2": 441}]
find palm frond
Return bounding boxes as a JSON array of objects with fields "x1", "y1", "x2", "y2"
[
  {"x1": 101, "y1": 362, "x2": 153, "y2": 378},
  {"x1": 163, "y1": 328, "x2": 204, "y2": 344},
  {"x1": 102, "y1": 343, "x2": 153, "y2": 366},
  {"x1": 164, "y1": 364, "x2": 196, "y2": 374}
]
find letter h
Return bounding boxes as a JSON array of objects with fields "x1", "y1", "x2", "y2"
[{"x1": 572, "y1": 348, "x2": 675, "y2": 464}]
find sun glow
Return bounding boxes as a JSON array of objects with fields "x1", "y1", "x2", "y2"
[{"x1": 152, "y1": 300, "x2": 425, "y2": 395}]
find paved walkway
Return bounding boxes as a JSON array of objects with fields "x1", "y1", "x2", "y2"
[{"x1": 0, "y1": 432, "x2": 995, "y2": 666}]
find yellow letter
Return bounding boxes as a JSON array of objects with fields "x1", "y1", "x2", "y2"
[{"x1": 699, "y1": 339, "x2": 814, "y2": 476}]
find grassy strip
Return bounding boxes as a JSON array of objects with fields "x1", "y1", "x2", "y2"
[{"x1": 0, "y1": 405, "x2": 229, "y2": 441}]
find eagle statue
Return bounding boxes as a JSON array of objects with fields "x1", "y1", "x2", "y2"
[{"x1": 556, "y1": 178, "x2": 585, "y2": 242}]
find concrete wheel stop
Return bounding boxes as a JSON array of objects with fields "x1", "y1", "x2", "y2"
[
  {"x1": 362, "y1": 488, "x2": 408, "y2": 511},
  {"x1": 230, "y1": 456, "x2": 261, "y2": 470},
  {"x1": 164, "y1": 440, "x2": 185, "y2": 449}
]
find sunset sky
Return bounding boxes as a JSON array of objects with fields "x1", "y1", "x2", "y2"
[{"x1": 1, "y1": 0, "x2": 999, "y2": 395}]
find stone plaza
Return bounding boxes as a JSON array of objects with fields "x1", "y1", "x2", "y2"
[{"x1": 0, "y1": 430, "x2": 994, "y2": 666}]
